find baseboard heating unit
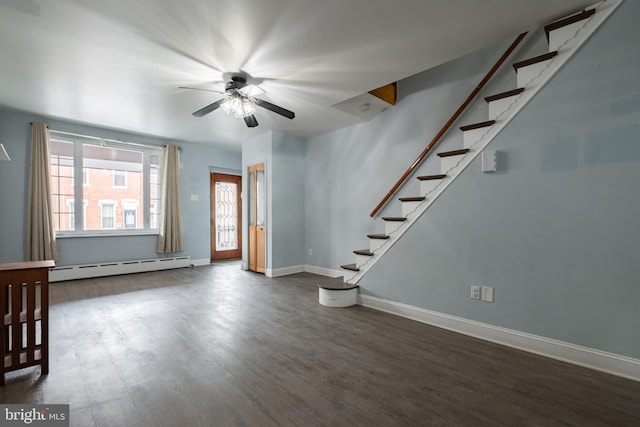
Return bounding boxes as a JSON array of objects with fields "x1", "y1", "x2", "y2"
[{"x1": 49, "y1": 256, "x2": 191, "y2": 282}]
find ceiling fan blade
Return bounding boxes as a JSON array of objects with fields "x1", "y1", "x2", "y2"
[
  {"x1": 254, "y1": 99, "x2": 295, "y2": 120},
  {"x1": 192, "y1": 99, "x2": 225, "y2": 117},
  {"x1": 244, "y1": 115, "x2": 259, "y2": 128},
  {"x1": 238, "y1": 84, "x2": 265, "y2": 98},
  {"x1": 179, "y1": 86, "x2": 225, "y2": 94}
]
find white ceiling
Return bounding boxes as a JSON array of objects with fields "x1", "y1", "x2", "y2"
[{"x1": 0, "y1": 0, "x2": 594, "y2": 151}]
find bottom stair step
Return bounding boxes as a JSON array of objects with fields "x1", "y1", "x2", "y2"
[{"x1": 340, "y1": 263, "x2": 359, "y2": 272}]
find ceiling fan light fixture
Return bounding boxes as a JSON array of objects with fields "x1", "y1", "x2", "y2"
[{"x1": 221, "y1": 93, "x2": 256, "y2": 119}]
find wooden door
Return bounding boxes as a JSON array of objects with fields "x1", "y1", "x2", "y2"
[
  {"x1": 248, "y1": 164, "x2": 265, "y2": 273},
  {"x1": 210, "y1": 173, "x2": 242, "y2": 261}
]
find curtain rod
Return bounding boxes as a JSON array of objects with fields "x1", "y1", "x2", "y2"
[{"x1": 39, "y1": 125, "x2": 182, "y2": 151}]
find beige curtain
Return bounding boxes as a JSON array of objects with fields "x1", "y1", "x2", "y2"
[
  {"x1": 27, "y1": 122, "x2": 59, "y2": 261},
  {"x1": 157, "y1": 144, "x2": 183, "y2": 253}
]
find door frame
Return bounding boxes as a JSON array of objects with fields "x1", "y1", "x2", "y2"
[
  {"x1": 210, "y1": 173, "x2": 242, "y2": 261},
  {"x1": 247, "y1": 163, "x2": 266, "y2": 273}
]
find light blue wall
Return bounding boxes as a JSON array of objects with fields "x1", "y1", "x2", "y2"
[
  {"x1": 305, "y1": 1, "x2": 640, "y2": 358},
  {"x1": 0, "y1": 110, "x2": 241, "y2": 265},
  {"x1": 271, "y1": 131, "x2": 305, "y2": 269},
  {"x1": 241, "y1": 131, "x2": 305, "y2": 272},
  {"x1": 304, "y1": 39, "x2": 509, "y2": 270}
]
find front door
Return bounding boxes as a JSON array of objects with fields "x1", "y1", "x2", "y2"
[{"x1": 210, "y1": 173, "x2": 242, "y2": 261}]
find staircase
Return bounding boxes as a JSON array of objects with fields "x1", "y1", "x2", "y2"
[{"x1": 341, "y1": 0, "x2": 623, "y2": 285}]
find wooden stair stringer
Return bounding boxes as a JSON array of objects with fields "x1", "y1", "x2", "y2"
[{"x1": 343, "y1": 0, "x2": 622, "y2": 285}]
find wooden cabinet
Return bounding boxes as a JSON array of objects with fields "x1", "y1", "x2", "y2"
[{"x1": 1, "y1": 260, "x2": 54, "y2": 385}]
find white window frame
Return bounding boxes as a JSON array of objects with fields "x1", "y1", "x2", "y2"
[
  {"x1": 67, "y1": 199, "x2": 88, "y2": 230},
  {"x1": 49, "y1": 130, "x2": 162, "y2": 237}
]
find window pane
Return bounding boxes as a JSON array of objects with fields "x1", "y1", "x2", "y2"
[
  {"x1": 257, "y1": 169, "x2": 265, "y2": 226},
  {"x1": 84, "y1": 145, "x2": 143, "y2": 230},
  {"x1": 149, "y1": 161, "x2": 160, "y2": 230},
  {"x1": 101, "y1": 204, "x2": 115, "y2": 229},
  {"x1": 49, "y1": 139, "x2": 74, "y2": 231}
]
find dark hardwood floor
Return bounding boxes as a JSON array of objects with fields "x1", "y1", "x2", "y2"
[{"x1": 1, "y1": 263, "x2": 639, "y2": 426}]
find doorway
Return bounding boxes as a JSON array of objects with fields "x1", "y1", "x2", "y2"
[
  {"x1": 210, "y1": 173, "x2": 242, "y2": 261},
  {"x1": 248, "y1": 163, "x2": 266, "y2": 273}
]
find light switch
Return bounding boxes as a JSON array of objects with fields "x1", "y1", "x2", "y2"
[
  {"x1": 482, "y1": 150, "x2": 497, "y2": 173},
  {"x1": 481, "y1": 286, "x2": 494, "y2": 302}
]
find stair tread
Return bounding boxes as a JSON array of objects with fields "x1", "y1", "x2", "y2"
[
  {"x1": 340, "y1": 263, "x2": 359, "y2": 272},
  {"x1": 485, "y1": 88, "x2": 525, "y2": 103},
  {"x1": 367, "y1": 234, "x2": 389, "y2": 240},
  {"x1": 460, "y1": 120, "x2": 496, "y2": 132},
  {"x1": 437, "y1": 148, "x2": 470, "y2": 158},
  {"x1": 317, "y1": 282, "x2": 359, "y2": 290},
  {"x1": 417, "y1": 174, "x2": 446, "y2": 181},
  {"x1": 513, "y1": 51, "x2": 558, "y2": 70},
  {"x1": 399, "y1": 196, "x2": 426, "y2": 202},
  {"x1": 545, "y1": 9, "x2": 595, "y2": 39},
  {"x1": 353, "y1": 249, "x2": 374, "y2": 256},
  {"x1": 382, "y1": 217, "x2": 406, "y2": 222}
]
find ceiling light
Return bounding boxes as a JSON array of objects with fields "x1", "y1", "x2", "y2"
[
  {"x1": 221, "y1": 93, "x2": 256, "y2": 118},
  {"x1": 0, "y1": 143, "x2": 10, "y2": 161}
]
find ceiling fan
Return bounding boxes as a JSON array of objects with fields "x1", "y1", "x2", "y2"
[{"x1": 184, "y1": 74, "x2": 295, "y2": 128}]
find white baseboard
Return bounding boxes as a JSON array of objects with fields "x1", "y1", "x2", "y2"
[
  {"x1": 304, "y1": 265, "x2": 343, "y2": 278},
  {"x1": 264, "y1": 264, "x2": 343, "y2": 278},
  {"x1": 267, "y1": 265, "x2": 305, "y2": 278},
  {"x1": 358, "y1": 294, "x2": 640, "y2": 382},
  {"x1": 190, "y1": 258, "x2": 211, "y2": 267}
]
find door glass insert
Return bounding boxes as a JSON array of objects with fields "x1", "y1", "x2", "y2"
[
  {"x1": 256, "y1": 168, "x2": 265, "y2": 226},
  {"x1": 249, "y1": 170, "x2": 255, "y2": 226},
  {"x1": 215, "y1": 181, "x2": 238, "y2": 251}
]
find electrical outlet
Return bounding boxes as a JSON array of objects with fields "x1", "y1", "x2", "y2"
[
  {"x1": 470, "y1": 286, "x2": 481, "y2": 300},
  {"x1": 482, "y1": 286, "x2": 494, "y2": 302},
  {"x1": 308, "y1": 248, "x2": 312, "y2": 256}
]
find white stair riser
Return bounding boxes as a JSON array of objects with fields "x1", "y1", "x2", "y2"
[
  {"x1": 384, "y1": 221, "x2": 404, "y2": 236},
  {"x1": 517, "y1": 59, "x2": 554, "y2": 88},
  {"x1": 463, "y1": 127, "x2": 491, "y2": 149},
  {"x1": 549, "y1": 19, "x2": 590, "y2": 52},
  {"x1": 356, "y1": 254, "x2": 372, "y2": 267},
  {"x1": 420, "y1": 179, "x2": 445, "y2": 197},
  {"x1": 488, "y1": 95, "x2": 520, "y2": 120},
  {"x1": 370, "y1": 238, "x2": 386, "y2": 252},
  {"x1": 401, "y1": 201, "x2": 422, "y2": 217},
  {"x1": 441, "y1": 153, "x2": 468, "y2": 175}
]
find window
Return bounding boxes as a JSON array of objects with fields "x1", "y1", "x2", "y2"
[
  {"x1": 99, "y1": 201, "x2": 116, "y2": 229},
  {"x1": 113, "y1": 170, "x2": 127, "y2": 188},
  {"x1": 122, "y1": 200, "x2": 139, "y2": 229},
  {"x1": 49, "y1": 130, "x2": 162, "y2": 235}
]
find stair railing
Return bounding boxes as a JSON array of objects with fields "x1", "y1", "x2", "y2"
[{"x1": 370, "y1": 32, "x2": 528, "y2": 218}]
